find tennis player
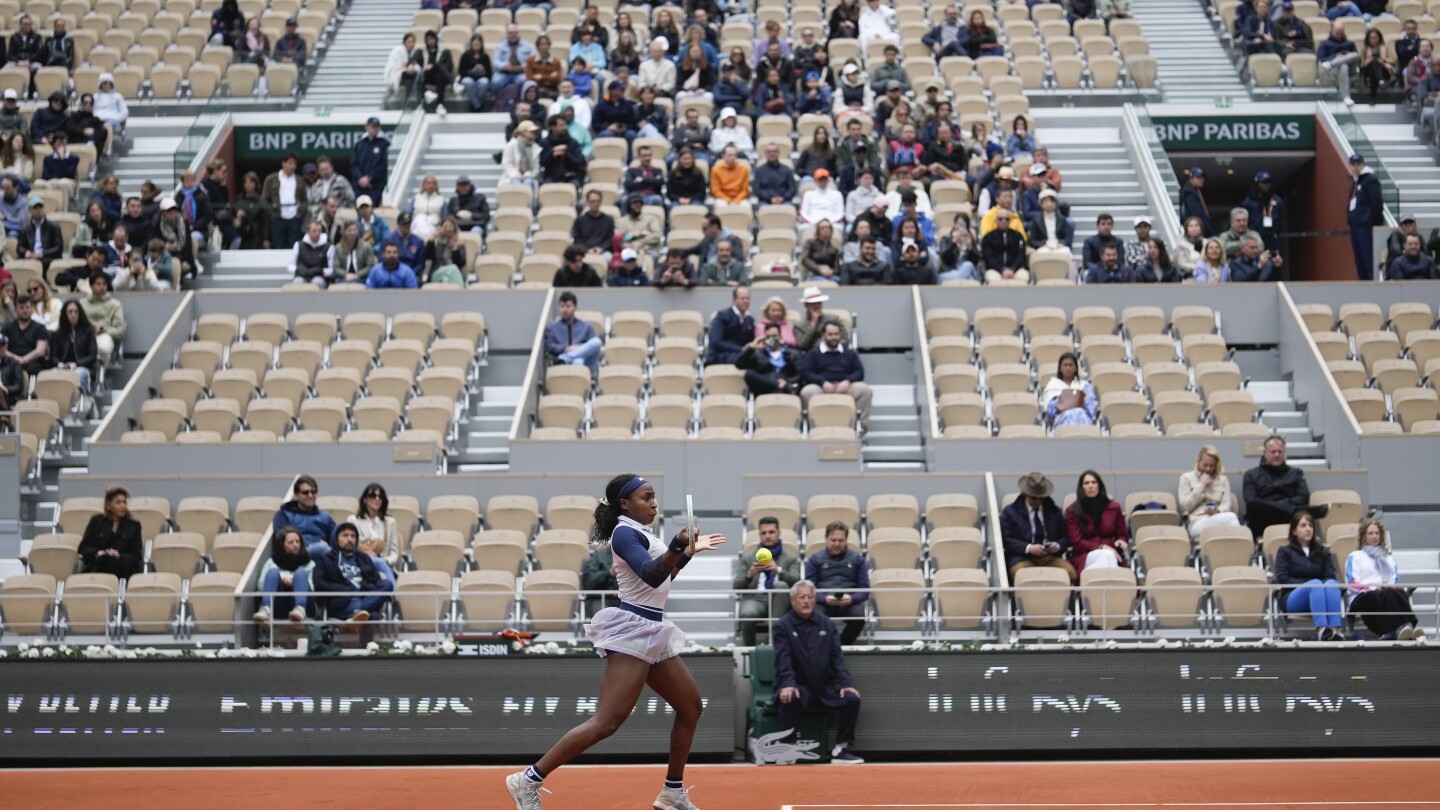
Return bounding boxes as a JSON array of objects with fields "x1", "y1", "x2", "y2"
[{"x1": 507, "y1": 474, "x2": 726, "y2": 810}]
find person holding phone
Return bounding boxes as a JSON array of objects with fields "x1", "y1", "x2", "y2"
[
  {"x1": 1179, "y1": 445, "x2": 1243, "y2": 539},
  {"x1": 1001, "y1": 473, "x2": 1076, "y2": 584}
]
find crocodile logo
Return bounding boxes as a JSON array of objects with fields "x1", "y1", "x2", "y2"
[{"x1": 749, "y1": 728, "x2": 822, "y2": 765}]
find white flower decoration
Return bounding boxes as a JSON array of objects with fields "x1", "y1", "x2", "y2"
[
  {"x1": 441, "y1": 640, "x2": 457, "y2": 654},
  {"x1": 366, "y1": 641, "x2": 380, "y2": 652},
  {"x1": 545, "y1": 641, "x2": 561, "y2": 653}
]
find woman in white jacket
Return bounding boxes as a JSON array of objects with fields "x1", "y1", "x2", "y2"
[
  {"x1": 408, "y1": 173, "x2": 445, "y2": 238},
  {"x1": 501, "y1": 120, "x2": 541, "y2": 195},
  {"x1": 385, "y1": 33, "x2": 420, "y2": 95},
  {"x1": 1346, "y1": 519, "x2": 1424, "y2": 640},
  {"x1": 93, "y1": 73, "x2": 129, "y2": 130},
  {"x1": 1177, "y1": 445, "x2": 1242, "y2": 539},
  {"x1": 708, "y1": 107, "x2": 753, "y2": 154},
  {"x1": 348, "y1": 482, "x2": 400, "y2": 576}
]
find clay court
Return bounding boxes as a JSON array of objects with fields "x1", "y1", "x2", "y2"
[{"x1": 6, "y1": 759, "x2": 1440, "y2": 809}]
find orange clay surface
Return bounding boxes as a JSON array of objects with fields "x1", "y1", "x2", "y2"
[{"x1": 4, "y1": 759, "x2": 1440, "y2": 809}]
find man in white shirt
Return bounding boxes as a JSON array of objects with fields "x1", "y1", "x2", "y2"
[
  {"x1": 800, "y1": 169, "x2": 846, "y2": 225},
  {"x1": 858, "y1": 0, "x2": 900, "y2": 46},
  {"x1": 883, "y1": 167, "x2": 934, "y2": 219},
  {"x1": 637, "y1": 38, "x2": 676, "y2": 96},
  {"x1": 263, "y1": 152, "x2": 307, "y2": 250}
]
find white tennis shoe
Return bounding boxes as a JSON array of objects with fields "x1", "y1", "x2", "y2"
[
  {"x1": 505, "y1": 772, "x2": 550, "y2": 810},
  {"x1": 653, "y1": 785, "x2": 701, "y2": 810}
]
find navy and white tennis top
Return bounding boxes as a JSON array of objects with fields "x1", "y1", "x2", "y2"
[{"x1": 610, "y1": 515, "x2": 688, "y2": 612}]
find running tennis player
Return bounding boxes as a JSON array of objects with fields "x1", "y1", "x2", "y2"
[{"x1": 507, "y1": 474, "x2": 726, "y2": 810}]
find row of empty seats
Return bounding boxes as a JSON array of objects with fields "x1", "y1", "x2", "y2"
[{"x1": 1302, "y1": 302, "x2": 1440, "y2": 434}]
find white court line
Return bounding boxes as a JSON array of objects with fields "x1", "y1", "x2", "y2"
[{"x1": 778, "y1": 804, "x2": 1440, "y2": 809}]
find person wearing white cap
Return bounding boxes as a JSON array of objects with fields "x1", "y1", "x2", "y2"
[
  {"x1": 501, "y1": 119, "x2": 542, "y2": 200},
  {"x1": 708, "y1": 107, "x2": 753, "y2": 154},
  {"x1": 1024, "y1": 189, "x2": 1074, "y2": 250},
  {"x1": 638, "y1": 38, "x2": 677, "y2": 96},
  {"x1": 833, "y1": 63, "x2": 875, "y2": 117},
  {"x1": 611, "y1": 248, "x2": 651, "y2": 286},
  {"x1": 0, "y1": 89, "x2": 24, "y2": 139},
  {"x1": 1122, "y1": 215, "x2": 1154, "y2": 268}
]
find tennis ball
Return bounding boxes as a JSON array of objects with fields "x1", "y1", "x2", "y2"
[{"x1": 755, "y1": 548, "x2": 773, "y2": 565}]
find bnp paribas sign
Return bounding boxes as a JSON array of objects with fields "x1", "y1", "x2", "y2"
[{"x1": 1152, "y1": 115, "x2": 1315, "y2": 151}]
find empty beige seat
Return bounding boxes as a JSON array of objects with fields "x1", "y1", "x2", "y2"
[
  {"x1": 1134, "y1": 525, "x2": 1191, "y2": 569},
  {"x1": 870, "y1": 568, "x2": 926, "y2": 630},
  {"x1": 213, "y1": 531, "x2": 264, "y2": 574},
  {"x1": 524, "y1": 569, "x2": 581, "y2": 631},
  {"x1": 394, "y1": 570, "x2": 453, "y2": 632},
  {"x1": 932, "y1": 567, "x2": 989, "y2": 629},
  {"x1": 806, "y1": 494, "x2": 861, "y2": 536},
  {"x1": 188, "y1": 572, "x2": 241, "y2": 633},
  {"x1": 867, "y1": 494, "x2": 920, "y2": 530},
  {"x1": 547, "y1": 495, "x2": 600, "y2": 532},
  {"x1": 1338, "y1": 303, "x2": 1384, "y2": 335},
  {"x1": 124, "y1": 573, "x2": 182, "y2": 634},
  {"x1": 459, "y1": 570, "x2": 515, "y2": 630},
  {"x1": 472, "y1": 529, "x2": 529, "y2": 575},
  {"x1": 485, "y1": 495, "x2": 540, "y2": 536},
  {"x1": 533, "y1": 529, "x2": 590, "y2": 573},
  {"x1": 409, "y1": 530, "x2": 467, "y2": 575},
  {"x1": 1210, "y1": 565, "x2": 1269, "y2": 628},
  {"x1": 867, "y1": 527, "x2": 923, "y2": 569},
  {"x1": 0, "y1": 573, "x2": 56, "y2": 634},
  {"x1": 746, "y1": 495, "x2": 802, "y2": 533},
  {"x1": 139, "y1": 398, "x2": 189, "y2": 441},
  {"x1": 1081, "y1": 567, "x2": 1137, "y2": 630},
  {"x1": 64, "y1": 573, "x2": 120, "y2": 634},
  {"x1": 150, "y1": 532, "x2": 207, "y2": 578},
  {"x1": 1014, "y1": 566, "x2": 1072, "y2": 629},
  {"x1": 233, "y1": 497, "x2": 281, "y2": 534},
  {"x1": 1310, "y1": 490, "x2": 1363, "y2": 526},
  {"x1": 1146, "y1": 566, "x2": 1205, "y2": 628},
  {"x1": 1197, "y1": 525, "x2": 1256, "y2": 571}
]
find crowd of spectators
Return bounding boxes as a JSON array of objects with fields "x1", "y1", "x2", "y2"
[{"x1": 0, "y1": 265, "x2": 125, "y2": 406}]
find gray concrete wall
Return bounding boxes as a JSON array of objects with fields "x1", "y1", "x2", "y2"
[
  {"x1": 92, "y1": 294, "x2": 196, "y2": 443},
  {"x1": 930, "y1": 437, "x2": 1261, "y2": 474},
  {"x1": 0, "y1": 432, "x2": 20, "y2": 522}
]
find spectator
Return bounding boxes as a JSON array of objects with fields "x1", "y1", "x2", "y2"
[
  {"x1": 709, "y1": 108, "x2": 754, "y2": 155},
  {"x1": 1025, "y1": 190, "x2": 1074, "y2": 250},
  {"x1": 237, "y1": 18, "x2": 272, "y2": 71},
  {"x1": 65, "y1": 93, "x2": 108, "y2": 155},
  {"x1": 975, "y1": 164, "x2": 1018, "y2": 216},
  {"x1": 794, "y1": 287, "x2": 846, "y2": 353},
  {"x1": 0, "y1": 335, "x2": 20, "y2": 410},
  {"x1": 141, "y1": 238, "x2": 175, "y2": 288},
  {"x1": 1004, "y1": 117, "x2": 1036, "y2": 160},
  {"x1": 57, "y1": 247, "x2": 105, "y2": 293},
  {"x1": 1389, "y1": 232, "x2": 1439, "y2": 279},
  {"x1": 420, "y1": 217, "x2": 466, "y2": 286},
  {"x1": 957, "y1": 10, "x2": 1003, "y2": 59},
  {"x1": 671, "y1": 109, "x2": 712, "y2": 165},
  {"x1": 1178, "y1": 167, "x2": 1212, "y2": 236},
  {"x1": 736, "y1": 320, "x2": 803, "y2": 397},
  {"x1": 1359, "y1": 28, "x2": 1396, "y2": 104},
  {"x1": 501, "y1": 120, "x2": 542, "y2": 197},
  {"x1": 891, "y1": 192, "x2": 936, "y2": 245},
  {"x1": 1227, "y1": 233, "x2": 1281, "y2": 282},
  {"x1": 794, "y1": 170, "x2": 842, "y2": 227},
  {"x1": 348, "y1": 118, "x2": 389, "y2": 206},
  {"x1": 332, "y1": 221, "x2": 375, "y2": 285},
  {"x1": 1384, "y1": 213, "x2": 1424, "y2": 269},
  {"x1": 377, "y1": 214, "x2": 421, "y2": 272},
  {"x1": 638, "y1": 38, "x2": 677, "y2": 96},
  {"x1": 1275, "y1": 2, "x2": 1314, "y2": 56},
  {"x1": 73, "y1": 200, "x2": 112, "y2": 260},
  {"x1": 262, "y1": 152, "x2": 307, "y2": 250},
  {"x1": 833, "y1": 63, "x2": 875, "y2": 124},
  {"x1": 174, "y1": 170, "x2": 214, "y2": 252},
  {"x1": 269, "y1": 476, "x2": 334, "y2": 556},
  {"x1": 1346, "y1": 153, "x2": 1384, "y2": 280},
  {"x1": 705, "y1": 286, "x2": 754, "y2": 366},
  {"x1": 797, "y1": 71, "x2": 834, "y2": 117},
  {"x1": 79, "y1": 273, "x2": 123, "y2": 365},
  {"x1": 546, "y1": 289, "x2": 602, "y2": 373},
  {"x1": 686, "y1": 213, "x2": 744, "y2": 267},
  {"x1": 156, "y1": 197, "x2": 198, "y2": 277},
  {"x1": 654, "y1": 250, "x2": 695, "y2": 289},
  {"x1": 1000, "y1": 473, "x2": 1076, "y2": 583},
  {"x1": 39, "y1": 130, "x2": 77, "y2": 194},
  {"x1": 579, "y1": 543, "x2": 619, "y2": 619},
  {"x1": 442, "y1": 175, "x2": 490, "y2": 239},
  {"x1": 803, "y1": 521, "x2": 869, "y2": 645},
  {"x1": 365, "y1": 241, "x2": 417, "y2": 289},
  {"x1": 344, "y1": 196, "x2": 383, "y2": 249},
  {"x1": 1241, "y1": 0, "x2": 1277, "y2": 54},
  {"x1": 750, "y1": 297, "x2": 797, "y2": 347},
  {"x1": 980, "y1": 210, "x2": 1028, "y2": 283},
  {"x1": 1133, "y1": 238, "x2": 1181, "y2": 283},
  {"x1": 1084, "y1": 243, "x2": 1135, "y2": 284},
  {"x1": 272, "y1": 17, "x2": 308, "y2": 72},
  {"x1": 1215, "y1": 207, "x2": 1261, "y2": 260},
  {"x1": 1173, "y1": 217, "x2": 1207, "y2": 278},
  {"x1": 408, "y1": 173, "x2": 445, "y2": 239},
  {"x1": 700, "y1": 239, "x2": 749, "y2": 287},
  {"x1": 1403, "y1": 39, "x2": 1433, "y2": 94},
  {"x1": 23, "y1": 279, "x2": 59, "y2": 328},
  {"x1": 1122, "y1": 215, "x2": 1153, "y2": 268},
  {"x1": 733, "y1": 516, "x2": 802, "y2": 645},
  {"x1": 1241, "y1": 171, "x2": 1285, "y2": 251},
  {"x1": 307, "y1": 156, "x2": 355, "y2": 214},
  {"x1": 841, "y1": 237, "x2": 891, "y2": 285},
  {"x1": 608, "y1": 248, "x2": 648, "y2": 286},
  {"x1": 1179, "y1": 445, "x2": 1244, "y2": 539},
  {"x1": 660, "y1": 148, "x2": 705, "y2": 207},
  {"x1": 571, "y1": 189, "x2": 615, "y2": 259},
  {"x1": 1066, "y1": 471, "x2": 1129, "y2": 576},
  {"x1": 1042, "y1": 352, "x2": 1098, "y2": 428},
  {"x1": 348, "y1": 482, "x2": 400, "y2": 578},
  {"x1": 1101, "y1": 0, "x2": 1133, "y2": 21},
  {"x1": 0, "y1": 175, "x2": 25, "y2": 239},
  {"x1": 540, "y1": 114, "x2": 588, "y2": 187},
  {"x1": 1319, "y1": 21, "x2": 1360, "y2": 103},
  {"x1": 385, "y1": 32, "x2": 419, "y2": 96},
  {"x1": 937, "y1": 213, "x2": 980, "y2": 283},
  {"x1": 1243, "y1": 435, "x2": 1326, "y2": 538},
  {"x1": 868, "y1": 44, "x2": 910, "y2": 93},
  {"x1": 44, "y1": 18, "x2": 75, "y2": 70},
  {"x1": 773, "y1": 580, "x2": 865, "y2": 762},
  {"x1": 19, "y1": 198, "x2": 62, "y2": 271},
  {"x1": 800, "y1": 220, "x2": 842, "y2": 282},
  {"x1": 457, "y1": 33, "x2": 493, "y2": 113},
  {"x1": 1396, "y1": 18, "x2": 1422, "y2": 72},
  {"x1": 552, "y1": 244, "x2": 603, "y2": 288},
  {"x1": 800, "y1": 321, "x2": 871, "y2": 432},
  {"x1": 524, "y1": 35, "x2": 562, "y2": 97},
  {"x1": 2, "y1": 293, "x2": 47, "y2": 376},
  {"x1": 593, "y1": 80, "x2": 639, "y2": 143},
  {"x1": 0, "y1": 133, "x2": 32, "y2": 184},
  {"x1": 0, "y1": 95, "x2": 24, "y2": 145},
  {"x1": 1346, "y1": 519, "x2": 1424, "y2": 640},
  {"x1": 288, "y1": 218, "x2": 333, "y2": 288},
  {"x1": 568, "y1": 25, "x2": 606, "y2": 72},
  {"x1": 139, "y1": 181, "x2": 164, "y2": 221},
  {"x1": 1275, "y1": 510, "x2": 1344, "y2": 640},
  {"x1": 796, "y1": 127, "x2": 838, "y2": 183},
  {"x1": 78, "y1": 485, "x2": 143, "y2": 581},
  {"x1": 199, "y1": 162, "x2": 239, "y2": 250},
  {"x1": 710, "y1": 144, "x2": 752, "y2": 205},
  {"x1": 617, "y1": 195, "x2": 662, "y2": 261},
  {"x1": 924, "y1": 6, "x2": 964, "y2": 56},
  {"x1": 835, "y1": 116, "x2": 882, "y2": 193},
  {"x1": 117, "y1": 194, "x2": 156, "y2": 259},
  {"x1": 754, "y1": 143, "x2": 797, "y2": 206},
  {"x1": 8, "y1": 16, "x2": 45, "y2": 76},
  {"x1": 829, "y1": 0, "x2": 862, "y2": 40},
  {"x1": 254, "y1": 526, "x2": 312, "y2": 625},
  {"x1": 623, "y1": 147, "x2": 667, "y2": 207},
  {"x1": 114, "y1": 252, "x2": 166, "y2": 292},
  {"x1": 114, "y1": 195, "x2": 151, "y2": 253},
  {"x1": 311, "y1": 521, "x2": 394, "y2": 623},
  {"x1": 888, "y1": 239, "x2": 937, "y2": 284}
]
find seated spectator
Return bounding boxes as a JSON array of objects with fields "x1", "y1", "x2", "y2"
[
  {"x1": 754, "y1": 143, "x2": 797, "y2": 206},
  {"x1": 1, "y1": 293, "x2": 46, "y2": 376},
  {"x1": 713, "y1": 61, "x2": 750, "y2": 115},
  {"x1": 420, "y1": 218, "x2": 466, "y2": 286},
  {"x1": 1227, "y1": 234, "x2": 1281, "y2": 282},
  {"x1": 841, "y1": 237, "x2": 891, "y2": 285},
  {"x1": 1192, "y1": 237, "x2": 1229, "y2": 283},
  {"x1": 114, "y1": 252, "x2": 166, "y2": 292},
  {"x1": 672, "y1": 109, "x2": 712, "y2": 165},
  {"x1": 796, "y1": 71, "x2": 834, "y2": 117},
  {"x1": 654, "y1": 250, "x2": 695, "y2": 289},
  {"x1": 546, "y1": 289, "x2": 602, "y2": 372},
  {"x1": 1318, "y1": 22, "x2": 1361, "y2": 102},
  {"x1": 709, "y1": 108, "x2": 754, "y2": 154},
  {"x1": 44, "y1": 18, "x2": 75, "y2": 70},
  {"x1": 1395, "y1": 18, "x2": 1422, "y2": 73},
  {"x1": 752, "y1": 297, "x2": 798, "y2": 347},
  {"x1": 700, "y1": 239, "x2": 749, "y2": 287},
  {"x1": 1001, "y1": 473, "x2": 1076, "y2": 583},
  {"x1": 1133, "y1": 239, "x2": 1182, "y2": 283},
  {"x1": 1004, "y1": 117, "x2": 1036, "y2": 160},
  {"x1": 1241, "y1": 0, "x2": 1277, "y2": 55},
  {"x1": 594, "y1": 81, "x2": 639, "y2": 143},
  {"x1": 976, "y1": 164, "x2": 1018, "y2": 215},
  {"x1": 238, "y1": 18, "x2": 271, "y2": 71},
  {"x1": 958, "y1": 11, "x2": 1004, "y2": 59},
  {"x1": 891, "y1": 193, "x2": 936, "y2": 246},
  {"x1": 1275, "y1": 510, "x2": 1344, "y2": 640},
  {"x1": 925, "y1": 5, "x2": 965, "y2": 55},
  {"x1": 1359, "y1": 29, "x2": 1397, "y2": 104},
  {"x1": 65, "y1": 94, "x2": 108, "y2": 156},
  {"x1": 796, "y1": 127, "x2": 838, "y2": 183},
  {"x1": 440, "y1": 176, "x2": 488, "y2": 238},
  {"x1": 0, "y1": 93, "x2": 23, "y2": 142},
  {"x1": 663, "y1": 150, "x2": 707, "y2": 208},
  {"x1": 1347, "y1": 519, "x2": 1424, "y2": 640},
  {"x1": 254, "y1": 526, "x2": 313, "y2": 625},
  {"x1": 273, "y1": 476, "x2": 337, "y2": 556},
  {"x1": 1179, "y1": 445, "x2": 1244, "y2": 539},
  {"x1": 1072, "y1": 214, "x2": 1117, "y2": 266},
  {"x1": 842, "y1": 220, "x2": 888, "y2": 267},
  {"x1": 800, "y1": 220, "x2": 842, "y2": 282},
  {"x1": 349, "y1": 481, "x2": 400, "y2": 579},
  {"x1": 605, "y1": 249, "x2": 646, "y2": 286},
  {"x1": 1404, "y1": 40, "x2": 1433, "y2": 96},
  {"x1": 141, "y1": 238, "x2": 174, "y2": 287},
  {"x1": 0, "y1": 335, "x2": 22, "y2": 411},
  {"x1": 19, "y1": 197, "x2": 63, "y2": 271},
  {"x1": 734, "y1": 516, "x2": 802, "y2": 645},
  {"x1": 174, "y1": 170, "x2": 214, "y2": 252},
  {"x1": 540, "y1": 115, "x2": 588, "y2": 187},
  {"x1": 311, "y1": 522, "x2": 394, "y2": 623},
  {"x1": 272, "y1": 17, "x2": 309, "y2": 72},
  {"x1": 56, "y1": 247, "x2": 105, "y2": 293},
  {"x1": 774, "y1": 580, "x2": 865, "y2": 762},
  {"x1": 1025, "y1": 190, "x2": 1074, "y2": 250},
  {"x1": 408, "y1": 173, "x2": 445, "y2": 239},
  {"x1": 572, "y1": 189, "x2": 615, "y2": 260},
  {"x1": 308, "y1": 157, "x2": 355, "y2": 214},
  {"x1": 753, "y1": 67, "x2": 794, "y2": 116},
  {"x1": 1173, "y1": 216, "x2": 1207, "y2": 276},
  {"x1": 73, "y1": 200, "x2": 112, "y2": 260},
  {"x1": 981, "y1": 211, "x2": 1028, "y2": 283},
  {"x1": 836, "y1": 117, "x2": 882, "y2": 193},
  {"x1": 157, "y1": 197, "x2": 199, "y2": 277},
  {"x1": 800, "y1": 170, "x2": 845, "y2": 226},
  {"x1": 288, "y1": 218, "x2": 334, "y2": 288},
  {"x1": 382, "y1": 213, "x2": 424, "y2": 271},
  {"x1": 736, "y1": 321, "x2": 803, "y2": 397},
  {"x1": 937, "y1": 213, "x2": 980, "y2": 283},
  {"x1": 686, "y1": 213, "x2": 744, "y2": 266},
  {"x1": 803, "y1": 521, "x2": 869, "y2": 645},
  {"x1": 1388, "y1": 231, "x2": 1439, "y2": 279},
  {"x1": 457, "y1": 33, "x2": 493, "y2": 113},
  {"x1": 1122, "y1": 216, "x2": 1155, "y2": 267},
  {"x1": 623, "y1": 146, "x2": 667, "y2": 207},
  {"x1": 500, "y1": 120, "x2": 543, "y2": 201},
  {"x1": 705, "y1": 286, "x2": 754, "y2": 366},
  {"x1": 1275, "y1": 2, "x2": 1314, "y2": 56},
  {"x1": 1084, "y1": 244, "x2": 1135, "y2": 284},
  {"x1": 367, "y1": 241, "x2": 419, "y2": 289},
  {"x1": 0, "y1": 177, "x2": 26, "y2": 242},
  {"x1": 24, "y1": 280, "x2": 59, "y2": 329},
  {"x1": 209, "y1": 0, "x2": 244, "y2": 46},
  {"x1": 637, "y1": 38, "x2": 677, "y2": 97},
  {"x1": 1042, "y1": 352, "x2": 1098, "y2": 428},
  {"x1": 708, "y1": 144, "x2": 750, "y2": 205},
  {"x1": 1066, "y1": 471, "x2": 1129, "y2": 576},
  {"x1": 79, "y1": 485, "x2": 143, "y2": 581},
  {"x1": 888, "y1": 239, "x2": 938, "y2": 284},
  {"x1": 30, "y1": 92, "x2": 69, "y2": 144},
  {"x1": 553, "y1": 245, "x2": 603, "y2": 287},
  {"x1": 331, "y1": 222, "x2": 376, "y2": 285},
  {"x1": 1101, "y1": 0, "x2": 1133, "y2": 20},
  {"x1": 1243, "y1": 435, "x2": 1325, "y2": 537},
  {"x1": 800, "y1": 322, "x2": 871, "y2": 432},
  {"x1": 1069, "y1": 0, "x2": 1099, "y2": 22},
  {"x1": 522, "y1": 34, "x2": 559, "y2": 97},
  {"x1": 79, "y1": 273, "x2": 124, "y2": 365}
]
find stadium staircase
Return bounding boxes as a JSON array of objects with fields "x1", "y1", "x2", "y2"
[
  {"x1": 108, "y1": 118, "x2": 193, "y2": 195},
  {"x1": 1349, "y1": 105, "x2": 1440, "y2": 227},
  {"x1": 388, "y1": 115, "x2": 509, "y2": 212},
  {"x1": 301, "y1": 0, "x2": 420, "y2": 112},
  {"x1": 665, "y1": 516, "x2": 744, "y2": 646},
  {"x1": 1132, "y1": 0, "x2": 1251, "y2": 102},
  {"x1": 1035, "y1": 110, "x2": 1153, "y2": 250}
]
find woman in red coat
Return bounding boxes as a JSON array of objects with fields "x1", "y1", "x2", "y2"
[{"x1": 1065, "y1": 470, "x2": 1129, "y2": 576}]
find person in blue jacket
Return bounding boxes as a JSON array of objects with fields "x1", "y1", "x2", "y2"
[
  {"x1": 309, "y1": 521, "x2": 394, "y2": 622},
  {"x1": 1346, "y1": 153, "x2": 1384, "y2": 280},
  {"x1": 366, "y1": 242, "x2": 418, "y2": 289},
  {"x1": 381, "y1": 212, "x2": 424, "y2": 268},
  {"x1": 271, "y1": 475, "x2": 337, "y2": 557},
  {"x1": 803, "y1": 520, "x2": 869, "y2": 645},
  {"x1": 1273, "y1": 510, "x2": 1344, "y2": 640},
  {"x1": 1389, "y1": 232, "x2": 1440, "y2": 279},
  {"x1": 350, "y1": 117, "x2": 390, "y2": 205},
  {"x1": 1240, "y1": 170, "x2": 1285, "y2": 251},
  {"x1": 773, "y1": 580, "x2": 865, "y2": 763},
  {"x1": 1178, "y1": 167, "x2": 1213, "y2": 236}
]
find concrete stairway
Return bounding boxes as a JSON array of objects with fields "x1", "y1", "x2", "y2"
[
  {"x1": 454, "y1": 353, "x2": 528, "y2": 471},
  {"x1": 196, "y1": 249, "x2": 293, "y2": 289},
  {"x1": 301, "y1": 0, "x2": 420, "y2": 112},
  {"x1": 1349, "y1": 105, "x2": 1440, "y2": 226},
  {"x1": 1034, "y1": 112, "x2": 1153, "y2": 248},
  {"x1": 106, "y1": 117, "x2": 193, "y2": 196},
  {"x1": 1132, "y1": 0, "x2": 1251, "y2": 103},
  {"x1": 666, "y1": 516, "x2": 744, "y2": 646},
  {"x1": 390, "y1": 115, "x2": 509, "y2": 209}
]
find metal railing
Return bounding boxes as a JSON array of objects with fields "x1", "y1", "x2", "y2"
[{"x1": 1320, "y1": 102, "x2": 1401, "y2": 229}]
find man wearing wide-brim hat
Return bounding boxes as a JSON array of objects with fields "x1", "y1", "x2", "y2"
[
  {"x1": 999, "y1": 473, "x2": 1076, "y2": 584},
  {"x1": 794, "y1": 286, "x2": 847, "y2": 353}
]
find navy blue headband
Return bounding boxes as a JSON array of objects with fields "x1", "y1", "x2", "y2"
[{"x1": 619, "y1": 476, "x2": 648, "y2": 500}]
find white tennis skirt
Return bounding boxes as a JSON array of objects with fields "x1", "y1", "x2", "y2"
[{"x1": 586, "y1": 606, "x2": 687, "y2": 665}]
